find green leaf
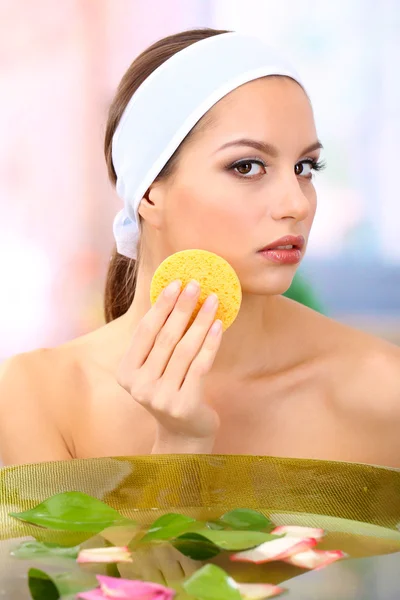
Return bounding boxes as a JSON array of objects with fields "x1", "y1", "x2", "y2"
[
  {"x1": 173, "y1": 532, "x2": 221, "y2": 560},
  {"x1": 180, "y1": 528, "x2": 281, "y2": 551},
  {"x1": 142, "y1": 513, "x2": 199, "y2": 542},
  {"x1": 218, "y1": 509, "x2": 272, "y2": 532},
  {"x1": 183, "y1": 564, "x2": 242, "y2": 600},
  {"x1": 28, "y1": 569, "x2": 59, "y2": 600},
  {"x1": 28, "y1": 567, "x2": 97, "y2": 599},
  {"x1": 9, "y1": 491, "x2": 133, "y2": 533},
  {"x1": 12, "y1": 540, "x2": 80, "y2": 560},
  {"x1": 173, "y1": 528, "x2": 281, "y2": 560}
]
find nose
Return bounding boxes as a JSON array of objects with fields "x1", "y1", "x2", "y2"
[{"x1": 269, "y1": 172, "x2": 311, "y2": 223}]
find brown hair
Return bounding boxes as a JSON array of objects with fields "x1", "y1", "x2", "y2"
[{"x1": 103, "y1": 28, "x2": 229, "y2": 323}]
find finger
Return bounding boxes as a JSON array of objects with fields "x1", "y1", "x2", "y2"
[
  {"x1": 136, "y1": 546, "x2": 167, "y2": 585},
  {"x1": 162, "y1": 293, "x2": 219, "y2": 388},
  {"x1": 153, "y1": 543, "x2": 185, "y2": 584},
  {"x1": 181, "y1": 318, "x2": 223, "y2": 389},
  {"x1": 179, "y1": 554, "x2": 203, "y2": 577},
  {"x1": 118, "y1": 546, "x2": 165, "y2": 584},
  {"x1": 142, "y1": 280, "x2": 201, "y2": 379},
  {"x1": 120, "y1": 280, "x2": 181, "y2": 375}
]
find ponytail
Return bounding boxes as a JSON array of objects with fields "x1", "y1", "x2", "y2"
[{"x1": 104, "y1": 249, "x2": 138, "y2": 323}]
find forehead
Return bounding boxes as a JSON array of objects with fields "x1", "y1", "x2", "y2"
[{"x1": 197, "y1": 76, "x2": 316, "y2": 145}]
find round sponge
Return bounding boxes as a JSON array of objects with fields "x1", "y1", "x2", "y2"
[{"x1": 150, "y1": 249, "x2": 242, "y2": 331}]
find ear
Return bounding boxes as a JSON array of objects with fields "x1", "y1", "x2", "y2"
[{"x1": 137, "y1": 181, "x2": 165, "y2": 230}]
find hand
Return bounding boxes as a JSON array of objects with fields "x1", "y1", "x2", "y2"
[
  {"x1": 118, "y1": 542, "x2": 201, "y2": 587},
  {"x1": 117, "y1": 279, "x2": 223, "y2": 453}
]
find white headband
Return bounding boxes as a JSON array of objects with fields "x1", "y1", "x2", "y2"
[{"x1": 111, "y1": 31, "x2": 304, "y2": 259}]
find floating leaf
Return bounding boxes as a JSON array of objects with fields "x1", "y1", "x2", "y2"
[
  {"x1": 183, "y1": 564, "x2": 242, "y2": 600},
  {"x1": 142, "y1": 513, "x2": 199, "y2": 542},
  {"x1": 173, "y1": 532, "x2": 220, "y2": 560},
  {"x1": 218, "y1": 510, "x2": 272, "y2": 532},
  {"x1": 9, "y1": 492, "x2": 133, "y2": 533},
  {"x1": 28, "y1": 569, "x2": 59, "y2": 600},
  {"x1": 28, "y1": 567, "x2": 97, "y2": 600},
  {"x1": 173, "y1": 529, "x2": 281, "y2": 560},
  {"x1": 183, "y1": 529, "x2": 281, "y2": 551},
  {"x1": 12, "y1": 540, "x2": 79, "y2": 560},
  {"x1": 184, "y1": 565, "x2": 285, "y2": 599}
]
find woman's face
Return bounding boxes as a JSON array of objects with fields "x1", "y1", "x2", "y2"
[{"x1": 152, "y1": 76, "x2": 321, "y2": 296}]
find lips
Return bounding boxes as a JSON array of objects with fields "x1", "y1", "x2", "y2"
[
  {"x1": 260, "y1": 235, "x2": 305, "y2": 253},
  {"x1": 257, "y1": 235, "x2": 305, "y2": 266}
]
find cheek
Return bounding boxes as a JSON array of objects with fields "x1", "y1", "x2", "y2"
[
  {"x1": 166, "y1": 184, "x2": 253, "y2": 245},
  {"x1": 299, "y1": 182, "x2": 317, "y2": 229},
  {"x1": 308, "y1": 188, "x2": 317, "y2": 225}
]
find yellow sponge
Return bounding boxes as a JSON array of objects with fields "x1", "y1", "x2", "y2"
[{"x1": 150, "y1": 249, "x2": 242, "y2": 331}]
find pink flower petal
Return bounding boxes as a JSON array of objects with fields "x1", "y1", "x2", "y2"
[
  {"x1": 283, "y1": 549, "x2": 347, "y2": 570},
  {"x1": 77, "y1": 546, "x2": 133, "y2": 564},
  {"x1": 97, "y1": 575, "x2": 176, "y2": 599},
  {"x1": 237, "y1": 582, "x2": 286, "y2": 598},
  {"x1": 231, "y1": 536, "x2": 317, "y2": 564},
  {"x1": 271, "y1": 525, "x2": 325, "y2": 540}
]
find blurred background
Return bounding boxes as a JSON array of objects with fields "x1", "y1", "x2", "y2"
[{"x1": 1, "y1": 0, "x2": 399, "y2": 362}]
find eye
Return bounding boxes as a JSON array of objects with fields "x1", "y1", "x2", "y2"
[
  {"x1": 295, "y1": 159, "x2": 325, "y2": 179},
  {"x1": 229, "y1": 159, "x2": 266, "y2": 178}
]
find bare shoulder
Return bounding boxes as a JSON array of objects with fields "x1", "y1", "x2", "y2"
[
  {"x1": 0, "y1": 318, "x2": 128, "y2": 466},
  {"x1": 329, "y1": 322, "x2": 400, "y2": 466},
  {"x1": 333, "y1": 325, "x2": 400, "y2": 418},
  {"x1": 0, "y1": 317, "x2": 121, "y2": 400},
  {"x1": 285, "y1": 300, "x2": 400, "y2": 464},
  {"x1": 0, "y1": 345, "x2": 84, "y2": 399},
  {"x1": 0, "y1": 346, "x2": 85, "y2": 465},
  {"x1": 312, "y1": 310, "x2": 400, "y2": 406},
  {"x1": 285, "y1": 298, "x2": 400, "y2": 415}
]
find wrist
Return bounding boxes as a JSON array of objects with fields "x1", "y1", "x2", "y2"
[{"x1": 152, "y1": 431, "x2": 215, "y2": 454}]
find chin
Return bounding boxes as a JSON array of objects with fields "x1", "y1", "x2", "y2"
[{"x1": 240, "y1": 266, "x2": 298, "y2": 297}]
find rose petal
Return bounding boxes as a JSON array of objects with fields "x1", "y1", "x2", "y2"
[
  {"x1": 77, "y1": 546, "x2": 133, "y2": 564},
  {"x1": 231, "y1": 536, "x2": 317, "y2": 564},
  {"x1": 271, "y1": 525, "x2": 325, "y2": 541},
  {"x1": 283, "y1": 549, "x2": 347, "y2": 570},
  {"x1": 237, "y1": 582, "x2": 286, "y2": 598},
  {"x1": 77, "y1": 575, "x2": 176, "y2": 600},
  {"x1": 97, "y1": 575, "x2": 176, "y2": 599}
]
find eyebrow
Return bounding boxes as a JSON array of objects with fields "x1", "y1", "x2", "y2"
[{"x1": 215, "y1": 138, "x2": 323, "y2": 158}]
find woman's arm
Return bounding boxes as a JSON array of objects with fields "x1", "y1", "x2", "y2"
[
  {"x1": 117, "y1": 280, "x2": 222, "y2": 455},
  {"x1": 0, "y1": 354, "x2": 73, "y2": 466}
]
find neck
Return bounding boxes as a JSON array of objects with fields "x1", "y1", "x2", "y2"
[{"x1": 121, "y1": 261, "x2": 289, "y2": 378}]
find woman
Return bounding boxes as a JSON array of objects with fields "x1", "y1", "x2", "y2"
[{"x1": 1, "y1": 28, "x2": 399, "y2": 467}]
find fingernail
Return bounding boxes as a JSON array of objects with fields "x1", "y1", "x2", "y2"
[
  {"x1": 203, "y1": 293, "x2": 218, "y2": 311},
  {"x1": 184, "y1": 280, "x2": 200, "y2": 297},
  {"x1": 163, "y1": 280, "x2": 181, "y2": 297},
  {"x1": 210, "y1": 320, "x2": 222, "y2": 336}
]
